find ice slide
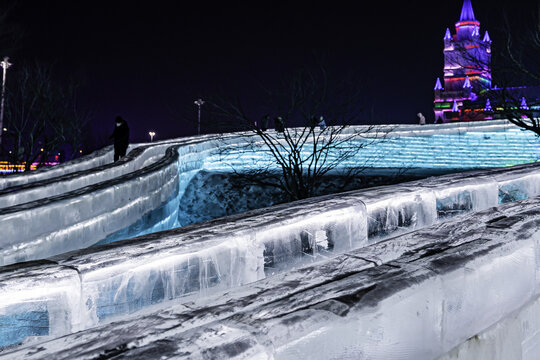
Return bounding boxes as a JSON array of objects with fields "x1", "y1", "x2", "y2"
[{"x1": 1, "y1": 120, "x2": 540, "y2": 357}]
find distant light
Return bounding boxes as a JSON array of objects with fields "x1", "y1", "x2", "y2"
[
  {"x1": 148, "y1": 131, "x2": 156, "y2": 142},
  {"x1": 40, "y1": 148, "x2": 44, "y2": 152},
  {"x1": 79, "y1": 150, "x2": 83, "y2": 153},
  {"x1": 2, "y1": 128, "x2": 6, "y2": 131}
]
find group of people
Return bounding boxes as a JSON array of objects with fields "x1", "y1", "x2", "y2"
[
  {"x1": 417, "y1": 112, "x2": 443, "y2": 125},
  {"x1": 257, "y1": 115, "x2": 327, "y2": 133}
]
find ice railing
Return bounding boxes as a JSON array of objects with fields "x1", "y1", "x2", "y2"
[
  {"x1": 0, "y1": 134, "x2": 230, "y2": 208},
  {"x1": 2, "y1": 159, "x2": 540, "y2": 350},
  {"x1": 4, "y1": 187, "x2": 540, "y2": 359},
  {"x1": 0, "y1": 134, "x2": 256, "y2": 266}
]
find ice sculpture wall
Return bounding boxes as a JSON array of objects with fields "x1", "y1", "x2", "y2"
[
  {"x1": 5, "y1": 195, "x2": 540, "y2": 359},
  {"x1": 1, "y1": 120, "x2": 540, "y2": 354}
]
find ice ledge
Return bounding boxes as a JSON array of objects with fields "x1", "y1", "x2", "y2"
[{"x1": 4, "y1": 196, "x2": 540, "y2": 359}]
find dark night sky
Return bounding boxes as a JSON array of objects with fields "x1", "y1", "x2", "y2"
[{"x1": 4, "y1": 0, "x2": 538, "y2": 147}]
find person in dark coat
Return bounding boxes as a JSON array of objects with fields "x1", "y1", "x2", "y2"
[
  {"x1": 110, "y1": 116, "x2": 130, "y2": 162},
  {"x1": 274, "y1": 116, "x2": 284, "y2": 133}
]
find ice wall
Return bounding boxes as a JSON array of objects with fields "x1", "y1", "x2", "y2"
[
  {"x1": 0, "y1": 135, "x2": 252, "y2": 265},
  {"x1": 0, "y1": 120, "x2": 536, "y2": 267},
  {"x1": 2, "y1": 159, "x2": 540, "y2": 351},
  {"x1": 0, "y1": 192, "x2": 367, "y2": 345},
  {"x1": 2, "y1": 120, "x2": 540, "y2": 350},
  {"x1": 4, "y1": 196, "x2": 540, "y2": 359}
]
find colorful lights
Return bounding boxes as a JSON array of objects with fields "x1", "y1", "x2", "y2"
[
  {"x1": 0, "y1": 161, "x2": 59, "y2": 172},
  {"x1": 455, "y1": 21, "x2": 480, "y2": 27}
]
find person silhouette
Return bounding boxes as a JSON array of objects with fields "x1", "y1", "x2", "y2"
[{"x1": 110, "y1": 116, "x2": 130, "y2": 162}]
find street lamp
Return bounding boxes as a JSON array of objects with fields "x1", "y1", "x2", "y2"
[
  {"x1": 194, "y1": 98, "x2": 204, "y2": 136},
  {"x1": 148, "y1": 131, "x2": 156, "y2": 142},
  {"x1": 0, "y1": 57, "x2": 12, "y2": 145}
]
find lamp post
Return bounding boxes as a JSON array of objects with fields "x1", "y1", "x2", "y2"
[
  {"x1": 194, "y1": 98, "x2": 204, "y2": 135},
  {"x1": 0, "y1": 57, "x2": 12, "y2": 145},
  {"x1": 148, "y1": 131, "x2": 156, "y2": 142}
]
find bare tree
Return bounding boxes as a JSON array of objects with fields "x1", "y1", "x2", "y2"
[
  {"x1": 494, "y1": 7, "x2": 540, "y2": 134},
  {"x1": 209, "y1": 66, "x2": 390, "y2": 202},
  {"x1": 2, "y1": 63, "x2": 90, "y2": 170}
]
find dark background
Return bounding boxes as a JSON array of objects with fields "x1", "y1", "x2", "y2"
[{"x1": 3, "y1": 0, "x2": 538, "y2": 148}]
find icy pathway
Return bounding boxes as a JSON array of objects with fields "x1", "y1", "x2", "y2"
[{"x1": 3, "y1": 195, "x2": 540, "y2": 359}]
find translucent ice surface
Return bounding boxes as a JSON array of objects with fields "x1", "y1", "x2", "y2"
[
  {"x1": 4, "y1": 196, "x2": 540, "y2": 359},
  {"x1": 3, "y1": 120, "x2": 540, "y2": 351}
]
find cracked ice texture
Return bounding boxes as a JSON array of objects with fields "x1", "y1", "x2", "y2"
[
  {"x1": 2, "y1": 121, "x2": 540, "y2": 349},
  {"x1": 4, "y1": 196, "x2": 540, "y2": 359},
  {"x1": 3, "y1": 159, "x2": 540, "y2": 351}
]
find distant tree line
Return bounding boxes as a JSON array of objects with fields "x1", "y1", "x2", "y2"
[{"x1": 1, "y1": 62, "x2": 91, "y2": 171}]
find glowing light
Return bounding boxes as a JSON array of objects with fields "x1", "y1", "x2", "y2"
[
  {"x1": 194, "y1": 98, "x2": 204, "y2": 136},
  {"x1": 0, "y1": 56, "x2": 11, "y2": 146},
  {"x1": 148, "y1": 131, "x2": 156, "y2": 142},
  {"x1": 452, "y1": 100, "x2": 459, "y2": 112},
  {"x1": 456, "y1": 21, "x2": 480, "y2": 27}
]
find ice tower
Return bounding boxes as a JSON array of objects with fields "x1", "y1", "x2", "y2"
[{"x1": 434, "y1": 0, "x2": 492, "y2": 122}]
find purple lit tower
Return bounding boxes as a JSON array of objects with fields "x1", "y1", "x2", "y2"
[{"x1": 434, "y1": 0, "x2": 492, "y2": 122}]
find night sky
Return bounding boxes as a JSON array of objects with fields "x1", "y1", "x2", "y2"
[{"x1": 4, "y1": 0, "x2": 538, "y2": 148}]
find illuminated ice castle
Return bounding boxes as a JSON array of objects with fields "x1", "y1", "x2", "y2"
[
  {"x1": 434, "y1": 0, "x2": 540, "y2": 123},
  {"x1": 433, "y1": 0, "x2": 493, "y2": 122}
]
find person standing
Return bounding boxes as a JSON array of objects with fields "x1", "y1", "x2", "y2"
[
  {"x1": 417, "y1": 112, "x2": 426, "y2": 125},
  {"x1": 110, "y1": 116, "x2": 130, "y2": 162},
  {"x1": 318, "y1": 116, "x2": 327, "y2": 130}
]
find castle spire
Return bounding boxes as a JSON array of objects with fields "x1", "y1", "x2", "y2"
[
  {"x1": 460, "y1": 0, "x2": 476, "y2": 22},
  {"x1": 434, "y1": 78, "x2": 443, "y2": 90},
  {"x1": 520, "y1": 97, "x2": 529, "y2": 110},
  {"x1": 452, "y1": 100, "x2": 459, "y2": 112},
  {"x1": 444, "y1": 28, "x2": 452, "y2": 41},
  {"x1": 485, "y1": 98, "x2": 492, "y2": 112},
  {"x1": 463, "y1": 76, "x2": 472, "y2": 88},
  {"x1": 483, "y1": 31, "x2": 491, "y2": 42}
]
